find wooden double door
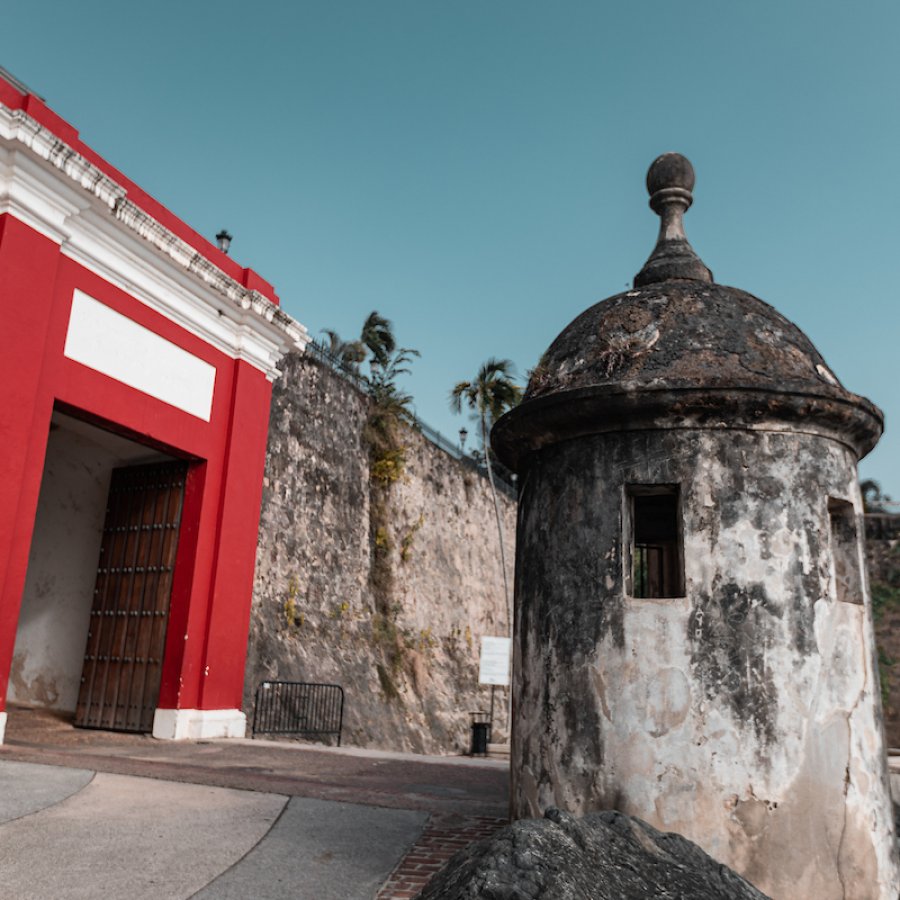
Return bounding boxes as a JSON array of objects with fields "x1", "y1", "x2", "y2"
[{"x1": 74, "y1": 461, "x2": 188, "y2": 733}]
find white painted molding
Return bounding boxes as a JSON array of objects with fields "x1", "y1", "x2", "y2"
[
  {"x1": 152, "y1": 708, "x2": 247, "y2": 741},
  {"x1": 0, "y1": 147, "x2": 89, "y2": 244},
  {"x1": 0, "y1": 711, "x2": 6, "y2": 744},
  {"x1": 0, "y1": 103, "x2": 309, "y2": 380}
]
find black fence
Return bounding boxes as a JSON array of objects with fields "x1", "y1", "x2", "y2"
[
  {"x1": 866, "y1": 514, "x2": 900, "y2": 542},
  {"x1": 303, "y1": 338, "x2": 518, "y2": 499},
  {"x1": 305, "y1": 337, "x2": 369, "y2": 393},
  {"x1": 251, "y1": 681, "x2": 344, "y2": 746}
]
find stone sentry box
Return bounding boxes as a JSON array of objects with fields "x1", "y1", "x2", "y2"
[{"x1": 492, "y1": 154, "x2": 900, "y2": 899}]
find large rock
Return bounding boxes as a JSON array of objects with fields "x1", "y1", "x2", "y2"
[{"x1": 417, "y1": 808, "x2": 770, "y2": 899}]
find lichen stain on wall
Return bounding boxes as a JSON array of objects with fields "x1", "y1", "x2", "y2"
[{"x1": 245, "y1": 353, "x2": 515, "y2": 754}]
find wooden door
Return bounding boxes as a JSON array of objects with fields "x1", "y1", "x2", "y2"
[{"x1": 75, "y1": 461, "x2": 188, "y2": 733}]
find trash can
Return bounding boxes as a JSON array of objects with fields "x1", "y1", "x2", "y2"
[{"x1": 470, "y1": 711, "x2": 491, "y2": 756}]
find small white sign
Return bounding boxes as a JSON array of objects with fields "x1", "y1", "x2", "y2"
[{"x1": 479, "y1": 636, "x2": 511, "y2": 686}]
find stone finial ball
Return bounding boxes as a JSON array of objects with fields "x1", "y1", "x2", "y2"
[{"x1": 646, "y1": 153, "x2": 695, "y2": 196}]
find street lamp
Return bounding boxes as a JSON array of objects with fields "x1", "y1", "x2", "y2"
[
  {"x1": 216, "y1": 229, "x2": 233, "y2": 255},
  {"x1": 459, "y1": 427, "x2": 468, "y2": 453}
]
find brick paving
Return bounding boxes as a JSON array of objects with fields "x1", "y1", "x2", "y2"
[{"x1": 376, "y1": 812, "x2": 507, "y2": 899}]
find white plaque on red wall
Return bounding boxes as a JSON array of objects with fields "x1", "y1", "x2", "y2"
[{"x1": 64, "y1": 290, "x2": 216, "y2": 421}]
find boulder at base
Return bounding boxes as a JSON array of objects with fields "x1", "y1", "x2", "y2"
[{"x1": 417, "y1": 808, "x2": 770, "y2": 900}]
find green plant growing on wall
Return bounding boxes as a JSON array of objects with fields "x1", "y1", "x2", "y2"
[
  {"x1": 282, "y1": 576, "x2": 304, "y2": 630},
  {"x1": 363, "y1": 339, "x2": 419, "y2": 499},
  {"x1": 871, "y1": 543, "x2": 900, "y2": 707},
  {"x1": 328, "y1": 601, "x2": 351, "y2": 620},
  {"x1": 872, "y1": 579, "x2": 900, "y2": 618},
  {"x1": 416, "y1": 627, "x2": 437, "y2": 653},
  {"x1": 370, "y1": 447, "x2": 406, "y2": 485},
  {"x1": 524, "y1": 356, "x2": 551, "y2": 397},
  {"x1": 371, "y1": 605, "x2": 407, "y2": 700},
  {"x1": 878, "y1": 647, "x2": 896, "y2": 707},
  {"x1": 352, "y1": 311, "x2": 420, "y2": 701},
  {"x1": 376, "y1": 662, "x2": 401, "y2": 701},
  {"x1": 442, "y1": 624, "x2": 463, "y2": 660},
  {"x1": 400, "y1": 514, "x2": 425, "y2": 563}
]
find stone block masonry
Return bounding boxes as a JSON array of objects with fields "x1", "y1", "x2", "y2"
[
  {"x1": 868, "y1": 515, "x2": 900, "y2": 749},
  {"x1": 245, "y1": 352, "x2": 515, "y2": 754}
]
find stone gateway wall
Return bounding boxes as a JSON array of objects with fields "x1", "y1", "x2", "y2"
[
  {"x1": 245, "y1": 353, "x2": 515, "y2": 754},
  {"x1": 868, "y1": 515, "x2": 900, "y2": 750}
]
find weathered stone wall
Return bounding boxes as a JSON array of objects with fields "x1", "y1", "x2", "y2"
[
  {"x1": 868, "y1": 515, "x2": 900, "y2": 750},
  {"x1": 245, "y1": 352, "x2": 515, "y2": 754},
  {"x1": 512, "y1": 427, "x2": 899, "y2": 900}
]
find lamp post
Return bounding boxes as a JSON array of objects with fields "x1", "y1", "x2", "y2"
[
  {"x1": 216, "y1": 229, "x2": 233, "y2": 255},
  {"x1": 459, "y1": 427, "x2": 468, "y2": 454}
]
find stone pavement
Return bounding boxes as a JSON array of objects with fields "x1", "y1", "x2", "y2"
[{"x1": 0, "y1": 707, "x2": 509, "y2": 899}]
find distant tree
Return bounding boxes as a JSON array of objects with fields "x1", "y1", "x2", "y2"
[
  {"x1": 861, "y1": 479, "x2": 895, "y2": 514},
  {"x1": 321, "y1": 329, "x2": 366, "y2": 372},
  {"x1": 450, "y1": 359, "x2": 523, "y2": 630},
  {"x1": 323, "y1": 312, "x2": 416, "y2": 407},
  {"x1": 360, "y1": 311, "x2": 397, "y2": 370}
]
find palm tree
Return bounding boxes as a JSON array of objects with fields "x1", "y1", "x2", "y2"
[
  {"x1": 360, "y1": 313, "x2": 419, "y2": 476},
  {"x1": 450, "y1": 359, "x2": 522, "y2": 632},
  {"x1": 321, "y1": 329, "x2": 366, "y2": 372},
  {"x1": 368, "y1": 346, "x2": 420, "y2": 430},
  {"x1": 861, "y1": 479, "x2": 895, "y2": 513},
  {"x1": 360, "y1": 312, "x2": 396, "y2": 370}
]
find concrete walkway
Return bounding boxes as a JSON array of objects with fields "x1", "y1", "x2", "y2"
[
  {"x1": 0, "y1": 759, "x2": 426, "y2": 900},
  {"x1": 0, "y1": 709, "x2": 509, "y2": 898},
  {"x1": 1, "y1": 707, "x2": 508, "y2": 817}
]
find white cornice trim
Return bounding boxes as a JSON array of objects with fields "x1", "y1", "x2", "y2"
[
  {"x1": 0, "y1": 147, "x2": 88, "y2": 243},
  {"x1": 0, "y1": 103, "x2": 308, "y2": 379}
]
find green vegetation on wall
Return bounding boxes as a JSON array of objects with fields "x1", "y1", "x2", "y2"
[
  {"x1": 872, "y1": 547, "x2": 900, "y2": 707},
  {"x1": 327, "y1": 311, "x2": 422, "y2": 701}
]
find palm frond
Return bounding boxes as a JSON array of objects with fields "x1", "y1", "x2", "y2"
[
  {"x1": 361, "y1": 311, "x2": 397, "y2": 368},
  {"x1": 449, "y1": 358, "x2": 522, "y2": 438}
]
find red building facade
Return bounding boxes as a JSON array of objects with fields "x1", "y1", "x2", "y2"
[{"x1": 0, "y1": 75, "x2": 306, "y2": 742}]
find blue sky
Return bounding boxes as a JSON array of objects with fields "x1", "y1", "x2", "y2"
[{"x1": 3, "y1": 1, "x2": 898, "y2": 500}]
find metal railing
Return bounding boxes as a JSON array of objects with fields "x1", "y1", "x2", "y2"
[
  {"x1": 252, "y1": 681, "x2": 344, "y2": 745},
  {"x1": 302, "y1": 339, "x2": 518, "y2": 498},
  {"x1": 866, "y1": 514, "x2": 900, "y2": 542},
  {"x1": 305, "y1": 337, "x2": 370, "y2": 393}
]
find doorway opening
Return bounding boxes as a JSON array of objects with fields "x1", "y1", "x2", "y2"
[{"x1": 7, "y1": 410, "x2": 185, "y2": 733}]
